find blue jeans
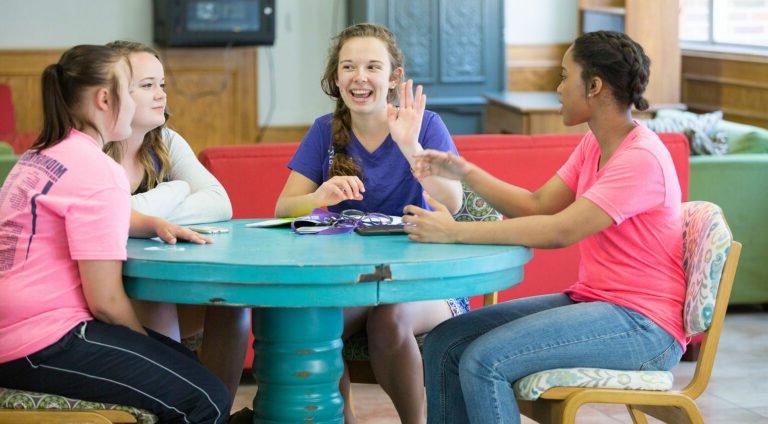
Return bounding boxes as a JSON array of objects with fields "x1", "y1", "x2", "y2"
[
  {"x1": 0, "y1": 320, "x2": 231, "y2": 424},
  {"x1": 423, "y1": 294, "x2": 682, "y2": 424}
]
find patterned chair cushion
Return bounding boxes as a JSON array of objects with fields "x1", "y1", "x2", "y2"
[
  {"x1": 513, "y1": 368, "x2": 674, "y2": 401},
  {"x1": 0, "y1": 387, "x2": 158, "y2": 424},
  {"x1": 682, "y1": 201, "x2": 732, "y2": 336},
  {"x1": 453, "y1": 182, "x2": 503, "y2": 222}
]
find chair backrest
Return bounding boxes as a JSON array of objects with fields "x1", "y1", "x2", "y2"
[
  {"x1": 0, "y1": 84, "x2": 15, "y2": 134},
  {"x1": 682, "y1": 201, "x2": 733, "y2": 336},
  {"x1": 679, "y1": 201, "x2": 742, "y2": 398}
]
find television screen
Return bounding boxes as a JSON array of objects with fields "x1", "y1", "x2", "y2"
[
  {"x1": 187, "y1": 1, "x2": 262, "y2": 32},
  {"x1": 154, "y1": 0, "x2": 275, "y2": 47}
]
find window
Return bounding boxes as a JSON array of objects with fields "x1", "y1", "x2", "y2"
[{"x1": 680, "y1": 0, "x2": 768, "y2": 49}]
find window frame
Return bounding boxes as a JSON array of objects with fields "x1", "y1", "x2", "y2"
[{"x1": 680, "y1": 0, "x2": 768, "y2": 57}]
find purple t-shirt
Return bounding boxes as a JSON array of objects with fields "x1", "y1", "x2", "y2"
[{"x1": 288, "y1": 111, "x2": 458, "y2": 216}]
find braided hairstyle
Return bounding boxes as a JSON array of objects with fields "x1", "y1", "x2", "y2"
[
  {"x1": 320, "y1": 23, "x2": 404, "y2": 178},
  {"x1": 572, "y1": 31, "x2": 651, "y2": 111}
]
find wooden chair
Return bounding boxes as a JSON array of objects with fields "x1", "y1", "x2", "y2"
[{"x1": 514, "y1": 201, "x2": 742, "y2": 424}]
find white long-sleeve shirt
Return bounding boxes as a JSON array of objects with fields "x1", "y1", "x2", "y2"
[{"x1": 130, "y1": 129, "x2": 233, "y2": 225}]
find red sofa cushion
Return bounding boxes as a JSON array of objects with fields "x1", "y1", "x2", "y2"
[
  {"x1": 198, "y1": 132, "x2": 690, "y2": 368},
  {"x1": 0, "y1": 84, "x2": 14, "y2": 135},
  {"x1": 199, "y1": 143, "x2": 299, "y2": 218}
]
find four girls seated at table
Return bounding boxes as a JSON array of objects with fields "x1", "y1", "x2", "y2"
[{"x1": 0, "y1": 23, "x2": 686, "y2": 424}]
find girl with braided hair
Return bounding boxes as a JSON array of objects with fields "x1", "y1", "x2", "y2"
[
  {"x1": 407, "y1": 31, "x2": 685, "y2": 423},
  {"x1": 275, "y1": 22, "x2": 463, "y2": 423}
]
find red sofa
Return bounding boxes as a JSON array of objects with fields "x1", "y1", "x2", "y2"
[
  {"x1": 0, "y1": 84, "x2": 36, "y2": 154},
  {"x1": 198, "y1": 132, "x2": 690, "y2": 368}
]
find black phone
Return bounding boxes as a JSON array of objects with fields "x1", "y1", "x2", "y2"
[{"x1": 354, "y1": 224, "x2": 407, "y2": 236}]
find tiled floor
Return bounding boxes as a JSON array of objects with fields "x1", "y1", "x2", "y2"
[{"x1": 233, "y1": 307, "x2": 768, "y2": 423}]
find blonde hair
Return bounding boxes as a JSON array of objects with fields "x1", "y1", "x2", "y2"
[
  {"x1": 103, "y1": 40, "x2": 170, "y2": 190},
  {"x1": 320, "y1": 23, "x2": 405, "y2": 178}
]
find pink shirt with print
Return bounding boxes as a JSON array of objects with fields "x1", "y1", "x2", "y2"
[
  {"x1": 557, "y1": 125, "x2": 687, "y2": 348},
  {"x1": 0, "y1": 130, "x2": 131, "y2": 363}
]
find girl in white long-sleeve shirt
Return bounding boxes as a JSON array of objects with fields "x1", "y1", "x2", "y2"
[
  {"x1": 103, "y1": 41, "x2": 248, "y2": 402},
  {"x1": 129, "y1": 127, "x2": 231, "y2": 224}
]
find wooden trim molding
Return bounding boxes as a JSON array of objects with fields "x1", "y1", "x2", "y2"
[
  {"x1": 256, "y1": 125, "x2": 310, "y2": 144},
  {"x1": 505, "y1": 44, "x2": 569, "y2": 92},
  {"x1": 682, "y1": 52, "x2": 768, "y2": 128},
  {"x1": 0, "y1": 47, "x2": 260, "y2": 153}
]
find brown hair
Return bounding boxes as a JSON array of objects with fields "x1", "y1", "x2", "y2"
[
  {"x1": 32, "y1": 45, "x2": 127, "y2": 151},
  {"x1": 571, "y1": 31, "x2": 651, "y2": 111},
  {"x1": 320, "y1": 23, "x2": 405, "y2": 178},
  {"x1": 103, "y1": 40, "x2": 171, "y2": 190}
]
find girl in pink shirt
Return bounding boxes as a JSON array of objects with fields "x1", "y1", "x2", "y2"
[
  {"x1": 0, "y1": 45, "x2": 231, "y2": 423},
  {"x1": 406, "y1": 31, "x2": 686, "y2": 424}
]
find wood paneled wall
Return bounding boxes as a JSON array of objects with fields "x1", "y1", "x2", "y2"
[
  {"x1": 0, "y1": 47, "x2": 269, "y2": 153},
  {"x1": 682, "y1": 50, "x2": 768, "y2": 129},
  {"x1": 506, "y1": 44, "x2": 569, "y2": 92}
]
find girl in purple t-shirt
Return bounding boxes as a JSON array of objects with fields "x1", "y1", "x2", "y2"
[
  {"x1": 407, "y1": 32, "x2": 686, "y2": 423},
  {"x1": 275, "y1": 23, "x2": 464, "y2": 423}
]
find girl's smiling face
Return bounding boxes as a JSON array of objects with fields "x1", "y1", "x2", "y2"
[{"x1": 336, "y1": 36, "x2": 402, "y2": 116}]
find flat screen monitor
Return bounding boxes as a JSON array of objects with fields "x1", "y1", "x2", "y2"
[{"x1": 154, "y1": 0, "x2": 275, "y2": 47}]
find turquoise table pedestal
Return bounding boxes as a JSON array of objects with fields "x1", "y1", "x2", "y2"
[
  {"x1": 251, "y1": 307, "x2": 344, "y2": 422},
  {"x1": 123, "y1": 220, "x2": 532, "y2": 423}
]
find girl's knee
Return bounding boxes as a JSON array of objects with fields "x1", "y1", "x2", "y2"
[
  {"x1": 366, "y1": 305, "x2": 412, "y2": 350},
  {"x1": 458, "y1": 341, "x2": 498, "y2": 380}
]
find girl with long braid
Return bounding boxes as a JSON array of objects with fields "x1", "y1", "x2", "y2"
[
  {"x1": 275, "y1": 23, "x2": 463, "y2": 424},
  {"x1": 407, "y1": 31, "x2": 686, "y2": 423}
]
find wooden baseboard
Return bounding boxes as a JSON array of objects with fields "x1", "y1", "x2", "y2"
[{"x1": 255, "y1": 125, "x2": 310, "y2": 144}]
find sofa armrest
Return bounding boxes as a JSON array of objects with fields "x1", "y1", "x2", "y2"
[{"x1": 690, "y1": 154, "x2": 768, "y2": 303}]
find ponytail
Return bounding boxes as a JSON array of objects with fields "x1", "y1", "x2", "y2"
[
  {"x1": 33, "y1": 64, "x2": 77, "y2": 150},
  {"x1": 31, "y1": 45, "x2": 126, "y2": 151}
]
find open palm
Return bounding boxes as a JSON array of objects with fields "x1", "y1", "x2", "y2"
[{"x1": 388, "y1": 79, "x2": 425, "y2": 148}]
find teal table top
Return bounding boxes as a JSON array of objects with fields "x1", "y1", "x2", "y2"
[{"x1": 124, "y1": 220, "x2": 532, "y2": 307}]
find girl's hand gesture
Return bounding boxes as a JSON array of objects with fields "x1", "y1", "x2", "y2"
[
  {"x1": 402, "y1": 192, "x2": 459, "y2": 243},
  {"x1": 412, "y1": 149, "x2": 472, "y2": 181},
  {"x1": 313, "y1": 175, "x2": 365, "y2": 207},
  {"x1": 388, "y1": 79, "x2": 425, "y2": 149},
  {"x1": 153, "y1": 219, "x2": 212, "y2": 245}
]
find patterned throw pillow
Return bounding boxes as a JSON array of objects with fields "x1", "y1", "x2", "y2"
[
  {"x1": 452, "y1": 182, "x2": 503, "y2": 222},
  {"x1": 641, "y1": 111, "x2": 729, "y2": 155}
]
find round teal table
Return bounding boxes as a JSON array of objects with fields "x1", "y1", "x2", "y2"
[{"x1": 123, "y1": 220, "x2": 532, "y2": 423}]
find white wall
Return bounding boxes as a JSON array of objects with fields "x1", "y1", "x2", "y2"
[
  {"x1": 257, "y1": 0, "x2": 345, "y2": 126},
  {"x1": 0, "y1": 0, "x2": 573, "y2": 125},
  {"x1": 505, "y1": 0, "x2": 578, "y2": 45},
  {"x1": 0, "y1": 0, "x2": 153, "y2": 47}
]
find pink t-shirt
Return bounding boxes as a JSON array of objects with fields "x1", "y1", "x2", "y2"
[
  {"x1": 557, "y1": 125, "x2": 686, "y2": 348},
  {"x1": 0, "y1": 130, "x2": 131, "y2": 363}
]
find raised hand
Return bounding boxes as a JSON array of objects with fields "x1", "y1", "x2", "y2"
[
  {"x1": 412, "y1": 149, "x2": 472, "y2": 181},
  {"x1": 402, "y1": 192, "x2": 459, "y2": 243},
  {"x1": 387, "y1": 79, "x2": 425, "y2": 149},
  {"x1": 313, "y1": 175, "x2": 365, "y2": 207}
]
